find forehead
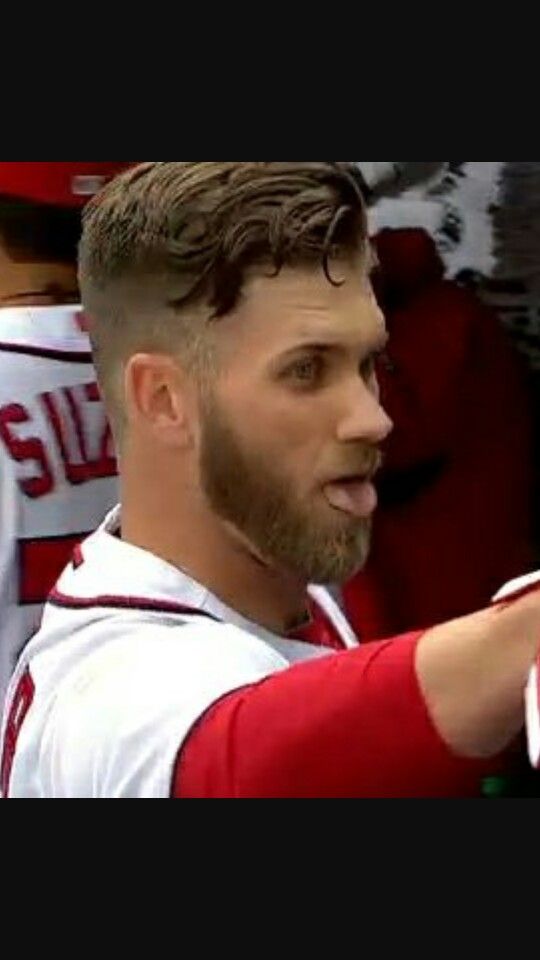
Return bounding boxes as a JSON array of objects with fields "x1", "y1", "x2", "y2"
[{"x1": 216, "y1": 262, "x2": 386, "y2": 362}]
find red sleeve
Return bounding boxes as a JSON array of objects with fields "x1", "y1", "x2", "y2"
[{"x1": 174, "y1": 632, "x2": 493, "y2": 798}]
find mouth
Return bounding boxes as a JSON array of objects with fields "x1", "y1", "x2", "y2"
[{"x1": 322, "y1": 475, "x2": 378, "y2": 518}]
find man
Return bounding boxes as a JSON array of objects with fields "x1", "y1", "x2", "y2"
[
  {"x1": 0, "y1": 162, "x2": 135, "y2": 711},
  {"x1": 2, "y1": 161, "x2": 540, "y2": 799}
]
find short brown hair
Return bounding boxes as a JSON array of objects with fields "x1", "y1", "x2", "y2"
[{"x1": 79, "y1": 162, "x2": 369, "y2": 434}]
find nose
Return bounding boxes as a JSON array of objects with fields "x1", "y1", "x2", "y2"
[{"x1": 336, "y1": 378, "x2": 393, "y2": 446}]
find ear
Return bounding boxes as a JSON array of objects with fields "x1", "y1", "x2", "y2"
[{"x1": 124, "y1": 353, "x2": 193, "y2": 448}]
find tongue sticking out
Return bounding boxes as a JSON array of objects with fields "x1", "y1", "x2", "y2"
[{"x1": 324, "y1": 479, "x2": 378, "y2": 518}]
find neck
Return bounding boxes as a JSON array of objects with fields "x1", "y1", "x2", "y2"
[{"x1": 121, "y1": 467, "x2": 309, "y2": 636}]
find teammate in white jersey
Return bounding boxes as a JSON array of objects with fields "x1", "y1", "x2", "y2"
[
  {"x1": 4, "y1": 162, "x2": 540, "y2": 799},
  {"x1": 0, "y1": 163, "x2": 135, "y2": 708}
]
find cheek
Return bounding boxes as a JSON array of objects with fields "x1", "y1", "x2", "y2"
[
  {"x1": 226, "y1": 385, "x2": 333, "y2": 497},
  {"x1": 226, "y1": 378, "x2": 323, "y2": 452},
  {"x1": 220, "y1": 345, "x2": 354, "y2": 455}
]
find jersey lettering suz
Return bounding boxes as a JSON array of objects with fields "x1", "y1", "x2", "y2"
[
  {"x1": 0, "y1": 308, "x2": 120, "y2": 718},
  {"x1": 0, "y1": 381, "x2": 117, "y2": 609},
  {"x1": 0, "y1": 381, "x2": 116, "y2": 497}
]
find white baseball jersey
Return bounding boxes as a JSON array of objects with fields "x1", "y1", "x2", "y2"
[
  {"x1": 0, "y1": 307, "x2": 118, "y2": 711},
  {"x1": 1, "y1": 507, "x2": 358, "y2": 798}
]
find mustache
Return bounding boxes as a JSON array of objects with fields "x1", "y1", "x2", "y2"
[{"x1": 324, "y1": 449, "x2": 384, "y2": 483}]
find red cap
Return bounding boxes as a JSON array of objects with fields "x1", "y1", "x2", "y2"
[{"x1": 0, "y1": 162, "x2": 137, "y2": 208}]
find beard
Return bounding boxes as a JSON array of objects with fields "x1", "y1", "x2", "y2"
[{"x1": 199, "y1": 395, "x2": 376, "y2": 585}]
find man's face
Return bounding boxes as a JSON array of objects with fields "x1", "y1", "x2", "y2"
[{"x1": 197, "y1": 261, "x2": 392, "y2": 584}]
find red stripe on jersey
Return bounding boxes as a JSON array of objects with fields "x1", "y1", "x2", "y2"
[
  {"x1": 18, "y1": 534, "x2": 89, "y2": 606},
  {"x1": 0, "y1": 342, "x2": 93, "y2": 363},
  {"x1": 1, "y1": 669, "x2": 35, "y2": 797},
  {"x1": 48, "y1": 588, "x2": 222, "y2": 621}
]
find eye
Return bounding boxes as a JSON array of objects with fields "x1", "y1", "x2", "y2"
[
  {"x1": 376, "y1": 349, "x2": 396, "y2": 374},
  {"x1": 359, "y1": 352, "x2": 378, "y2": 380},
  {"x1": 285, "y1": 355, "x2": 325, "y2": 386}
]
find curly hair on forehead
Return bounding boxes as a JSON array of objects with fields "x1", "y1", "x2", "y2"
[
  {"x1": 79, "y1": 162, "x2": 370, "y2": 439},
  {"x1": 80, "y1": 161, "x2": 369, "y2": 317}
]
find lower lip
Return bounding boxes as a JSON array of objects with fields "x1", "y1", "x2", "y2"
[{"x1": 323, "y1": 479, "x2": 378, "y2": 518}]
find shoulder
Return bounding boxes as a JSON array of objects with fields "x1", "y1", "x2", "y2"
[{"x1": 29, "y1": 616, "x2": 287, "y2": 797}]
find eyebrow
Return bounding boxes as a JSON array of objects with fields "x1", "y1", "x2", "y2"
[{"x1": 277, "y1": 333, "x2": 389, "y2": 363}]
